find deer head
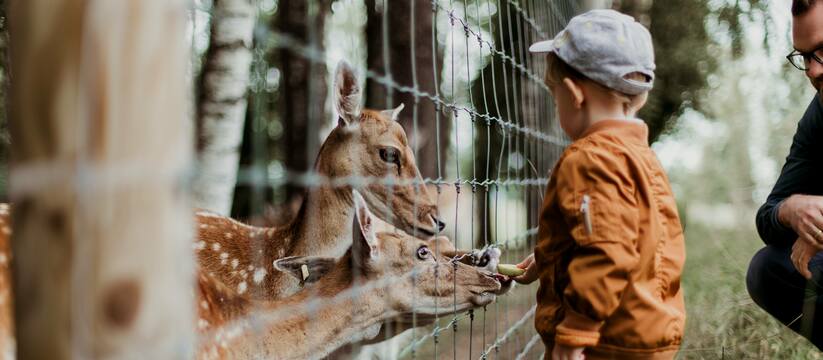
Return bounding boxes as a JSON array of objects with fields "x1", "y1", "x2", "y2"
[
  {"x1": 319, "y1": 191, "x2": 500, "y2": 313},
  {"x1": 314, "y1": 61, "x2": 444, "y2": 238}
]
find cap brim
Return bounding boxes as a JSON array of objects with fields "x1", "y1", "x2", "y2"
[{"x1": 529, "y1": 40, "x2": 555, "y2": 53}]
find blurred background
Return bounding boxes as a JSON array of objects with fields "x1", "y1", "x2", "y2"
[{"x1": 0, "y1": 0, "x2": 820, "y2": 358}]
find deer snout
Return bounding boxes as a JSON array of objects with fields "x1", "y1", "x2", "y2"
[{"x1": 431, "y1": 215, "x2": 445, "y2": 233}]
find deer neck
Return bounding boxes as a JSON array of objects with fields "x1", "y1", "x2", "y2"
[
  {"x1": 289, "y1": 186, "x2": 353, "y2": 258},
  {"x1": 194, "y1": 185, "x2": 355, "y2": 301},
  {"x1": 214, "y1": 273, "x2": 393, "y2": 359}
]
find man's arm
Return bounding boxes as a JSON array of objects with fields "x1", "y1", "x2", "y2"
[{"x1": 756, "y1": 95, "x2": 823, "y2": 247}]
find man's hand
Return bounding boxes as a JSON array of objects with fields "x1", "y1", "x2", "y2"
[
  {"x1": 779, "y1": 195, "x2": 823, "y2": 247},
  {"x1": 513, "y1": 253, "x2": 539, "y2": 285},
  {"x1": 792, "y1": 238, "x2": 819, "y2": 280},
  {"x1": 552, "y1": 344, "x2": 585, "y2": 360}
]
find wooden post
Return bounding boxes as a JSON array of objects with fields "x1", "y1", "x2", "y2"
[{"x1": 7, "y1": 0, "x2": 194, "y2": 358}]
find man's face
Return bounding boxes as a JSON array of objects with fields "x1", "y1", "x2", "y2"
[{"x1": 792, "y1": 2, "x2": 823, "y2": 92}]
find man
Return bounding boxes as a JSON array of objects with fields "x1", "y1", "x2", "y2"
[{"x1": 747, "y1": 0, "x2": 823, "y2": 349}]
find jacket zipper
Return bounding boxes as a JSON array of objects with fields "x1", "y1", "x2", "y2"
[{"x1": 580, "y1": 194, "x2": 593, "y2": 235}]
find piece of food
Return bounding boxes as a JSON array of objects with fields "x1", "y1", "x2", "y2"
[{"x1": 497, "y1": 264, "x2": 525, "y2": 277}]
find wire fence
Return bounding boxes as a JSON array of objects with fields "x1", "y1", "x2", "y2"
[
  {"x1": 193, "y1": 0, "x2": 579, "y2": 358},
  {"x1": 188, "y1": 0, "x2": 810, "y2": 359}
]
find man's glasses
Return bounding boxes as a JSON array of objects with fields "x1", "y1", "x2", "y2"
[{"x1": 787, "y1": 47, "x2": 823, "y2": 71}]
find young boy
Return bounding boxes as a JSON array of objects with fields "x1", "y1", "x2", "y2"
[{"x1": 513, "y1": 10, "x2": 686, "y2": 360}]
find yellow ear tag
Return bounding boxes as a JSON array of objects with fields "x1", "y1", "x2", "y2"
[{"x1": 301, "y1": 264, "x2": 309, "y2": 281}]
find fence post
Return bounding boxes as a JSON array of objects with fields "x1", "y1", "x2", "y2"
[{"x1": 7, "y1": 0, "x2": 194, "y2": 358}]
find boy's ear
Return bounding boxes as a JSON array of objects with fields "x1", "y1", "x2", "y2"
[
  {"x1": 562, "y1": 78, "x2": 585, "y2": 109},
  {"x1": 274, "y1": 256, "x2": 336, "y2": 285}
]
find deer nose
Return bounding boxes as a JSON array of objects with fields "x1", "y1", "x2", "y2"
[{"x1": 431, "y1": 215, "x2": 445, "y2": 232}]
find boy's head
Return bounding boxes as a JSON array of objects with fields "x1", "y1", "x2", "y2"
[{"x1": 530, "y1": 10, "x2": 655, "y2": 139}]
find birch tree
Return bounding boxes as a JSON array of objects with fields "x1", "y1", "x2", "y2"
[{"x1": 193, "y1": 0, "x2": 257, "y2": 215}]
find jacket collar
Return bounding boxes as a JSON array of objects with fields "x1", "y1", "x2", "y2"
[{"x1": 579, "y1": 119, "x2": 649, "y2": 145}]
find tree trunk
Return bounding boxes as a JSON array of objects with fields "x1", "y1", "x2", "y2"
[
  {"x1": 275, "y1": 0, "x2": 330, "y2": 205},
  {"x1": 193, "y1": 0, "x2": 256, "y2": 215},
  {"x1": 365, "y1": 0, "x2": 446, "y2": 180},
  {"x1": 7, "y1": 0, "x2": 194, "y2": 358}
]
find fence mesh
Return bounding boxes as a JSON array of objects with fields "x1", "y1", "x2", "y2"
[
  {"x1": 194, "y1": 0, "x2": 576, "y2": 358},
  {"x1": 193, "y1": 0, "x2": 579, "y2": 359}
]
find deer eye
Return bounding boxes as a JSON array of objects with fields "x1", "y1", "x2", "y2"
[
  {"x1": 416, "y1": 246, "x2": 431, "y2": 260},
  {"x1": 379, "y1": 147, "x2": 400, "y2": 166}
]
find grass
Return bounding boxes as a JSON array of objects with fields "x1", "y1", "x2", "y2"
[{"x1": 676, "y1": 211, "x2": 820, "y2": 359}]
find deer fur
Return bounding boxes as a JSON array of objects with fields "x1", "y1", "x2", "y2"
[
  {"x1": 195, "y1": 61, "x2": 451, "y2": 301},
  {"x1": 195, "y1": 192, "x2": 502, "y2": 360}
]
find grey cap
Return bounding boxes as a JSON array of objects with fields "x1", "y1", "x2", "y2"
[{"x1": 529, "y1": 9, "x2": 655, "y2": 95}]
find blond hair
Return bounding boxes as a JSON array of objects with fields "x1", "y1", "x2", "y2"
[{"x1": 544, "y1": 53, "x2": 647, "y2": 115}]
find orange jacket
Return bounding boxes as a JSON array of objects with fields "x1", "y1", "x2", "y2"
[{"x1": 534, "y1": 120, "x2": 686, "y2": 359}]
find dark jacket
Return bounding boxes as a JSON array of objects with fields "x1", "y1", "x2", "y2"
[{"x1": 756, "y1": 94, "x2": 823, "y2": 248}]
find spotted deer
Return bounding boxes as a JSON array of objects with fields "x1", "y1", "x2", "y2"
[
  {"x1": 195, "y1": 61, "x2": 458, "y2": 301},
  {"x1": 196, "y1": 192, "x2": 503, "y2": 360}
]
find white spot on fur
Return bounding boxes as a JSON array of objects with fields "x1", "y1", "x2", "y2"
[
  {"x1": 199, "y1": 223, "x2": 208, "y2": 229},
  {"x1": 193, "y1": 241, "x2": 206, "y2": 251},
  {"x1": 237, "y1": 282, "x2": 247, "y2": 294},
  {"x1": 198, "y1": 318, "x2": 209, "y2": 330},
  {"x1": 231, "y1": 259, "x2": 239, "y2": 269},
  {"x1": 224, "y1": 232, "x2": 233, "y2": 239},
  {"x1": 220, "y1": 252, "x2": 229, "y2": 259},
  {"x1": 200, "y1": 300, "x2": 209, "y2": 309},
  {"x1": 267, "y1": 229, "x2": 274, "y2": 237},
  {"x1": 247, "y1": 265, "x2": 254, "y2": 271},
  {"x1": 0, "y1": 254, "x2": 8, "y2": 265},
  {"x1": 253, "y1": 268, "x2": 267, "y2": 284},
  {"x1": 212, "y1": 243, "x2": 221, "y2": 251}
]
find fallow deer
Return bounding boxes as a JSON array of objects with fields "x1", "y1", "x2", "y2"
[
  {"x1": 196, "y1": 192, "x2": 503, "y2": 360},
  {"x1": 194, "y1": 61, "x2": 496, "y2": 301}
]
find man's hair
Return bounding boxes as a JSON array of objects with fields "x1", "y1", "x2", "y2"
[{"x1": 793, "y1": 0, "x2": 818, "y2": 16}]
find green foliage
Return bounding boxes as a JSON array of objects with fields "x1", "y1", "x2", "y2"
[{"x1": 617, "y1": 0, "x2": 770, "y2": 143}]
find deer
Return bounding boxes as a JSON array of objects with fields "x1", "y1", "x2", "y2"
[
  {"x1": 195, "y1": 191, "x2": 503, "y2": 360},
  {"x1": 194, "y1": 61, "x2": 501, "y2": 302}
]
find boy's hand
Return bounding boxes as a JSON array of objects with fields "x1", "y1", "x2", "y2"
[
  {"x1": 552, "y1": 344, "x2": 585, "y2": 360},
  {"x1": 513, "y1": 253, "x2": 539, "y2": 284},
  {"x1": 792, "y1": 238, "x2": 819, "y2": 280}
]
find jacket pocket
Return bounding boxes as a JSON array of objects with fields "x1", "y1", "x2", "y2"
[{"x1": 580, "y1": 194, "x2": 593, "y2": 236}]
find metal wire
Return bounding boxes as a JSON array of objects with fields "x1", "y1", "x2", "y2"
[{"x1": 201, "y1": 0, "x2": 573, "y2": 358}]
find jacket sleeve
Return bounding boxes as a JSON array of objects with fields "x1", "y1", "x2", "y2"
[
  {"x1": 552, "y1": 147, "x2": 640, "y2": 348},
  {"x1": 756, "y1": 95, "x2": 823, "y2": 248}
]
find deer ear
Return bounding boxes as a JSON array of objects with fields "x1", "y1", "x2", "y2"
[
  {"x1": 351, "y1": 190, "x2": 378, "y2": 259},
  {"x1": 274, "y1": 256, "x2": 336, "y2": 285},
  {"x1": 334, "y1": 61, "x2": 361, "y2": 127},
  {"x1": 379, "y1": 103, "x2": 405, "y2": 122}
]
